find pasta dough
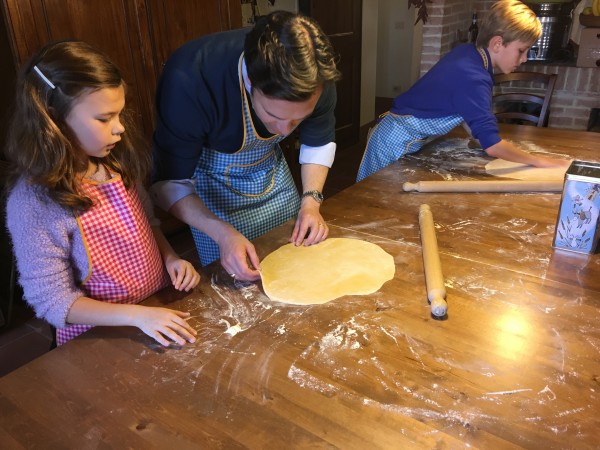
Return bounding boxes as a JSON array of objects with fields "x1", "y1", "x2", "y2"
[
  {"x1": 485, "y1": 158, "x2": 568, "y2": 180},
  {"x1": 260, "y1": 238, "x2": 395, "y2": 305}
]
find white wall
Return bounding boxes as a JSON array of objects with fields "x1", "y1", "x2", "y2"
[
  {"x1": 375, "y1": 0, "x2": 416, "y2": 98},
  {"x1": 361, "y1": 0, "x2": 422, "y2": 125},
  {"x1": 361, "y1": 0, "x2": 378, "y2": 126},
  {"x1": 271, "y1": 0, "x2": 297, "y2": 13}
]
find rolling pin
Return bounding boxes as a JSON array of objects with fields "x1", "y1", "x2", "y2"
[
  {"x1": 403, "y1": 179, "x2": 563, "y2": 193},
  {"x1": 418, "y1": 204, "x2": 447, "y2": 319}
]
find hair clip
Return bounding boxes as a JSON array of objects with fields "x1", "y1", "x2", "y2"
[{"x1": 33, "y1": 65, "x2": 56, "y2": 90}]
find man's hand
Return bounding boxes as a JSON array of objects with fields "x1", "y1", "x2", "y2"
[
  {"x1": 291, "y1": 198, "x2": 328, "y2": 246},
  {"x1": 217, "y1": 226, "x2": 261, "y2": 281}
]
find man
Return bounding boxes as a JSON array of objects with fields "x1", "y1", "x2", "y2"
[{"x1": 151, "y1": 11, "x2": 341, "y2": 281}]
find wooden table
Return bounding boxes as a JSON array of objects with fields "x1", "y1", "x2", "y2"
[{"x1": 1, "y1": 125, "x2": 599, "y2": 448}]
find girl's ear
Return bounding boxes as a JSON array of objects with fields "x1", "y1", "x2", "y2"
[{"x1": 47, "y1": 106, "x2": 57, "y2": 120}]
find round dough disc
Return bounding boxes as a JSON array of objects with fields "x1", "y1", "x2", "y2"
[{"x1": 260, "y1": 238, "x2": 395, "y2": 305}]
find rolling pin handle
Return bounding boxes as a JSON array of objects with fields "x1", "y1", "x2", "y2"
[{"x1": 429, "y1": 296, "x2": 448, "y2": 320}]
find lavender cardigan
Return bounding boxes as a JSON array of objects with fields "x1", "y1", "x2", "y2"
[{"x1": 6, "y1": 177, "x2": 160, "y2": 328}]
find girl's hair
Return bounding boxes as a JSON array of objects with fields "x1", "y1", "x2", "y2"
[
  {"x1": 476, "y1": 0, "x2": 542, "y2": 48},
  {"x1": 4, "y1": 40, "x2": 149, "y2": 210},
  {"x1": 244, "y1": 10, "x2": 341, "y2": 101}
]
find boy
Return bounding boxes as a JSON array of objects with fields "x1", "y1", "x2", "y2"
[{"x1": 357, "y1": 0, "x2": 570, "y2": 182}]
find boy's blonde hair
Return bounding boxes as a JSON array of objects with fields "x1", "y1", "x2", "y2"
[{"x1": 476, "y1": 0, "x2": 542, "y2": 48}]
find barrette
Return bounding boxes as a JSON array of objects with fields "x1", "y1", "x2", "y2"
[{"x1": 33, "y1": 65, "x2": 56, "y2": 89}]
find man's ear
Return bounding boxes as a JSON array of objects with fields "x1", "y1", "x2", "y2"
[{"x1": 488, "y1": 36, "x2": 504, "y2": 53}]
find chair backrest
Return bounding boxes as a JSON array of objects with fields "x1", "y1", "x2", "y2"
[{"x1": 492, "y1": 72, "x2": 557, "y2": 127}]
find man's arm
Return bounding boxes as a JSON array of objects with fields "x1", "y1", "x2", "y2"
[{"x1": 168, "y1": 194, "x2": 261, "y2": 281}]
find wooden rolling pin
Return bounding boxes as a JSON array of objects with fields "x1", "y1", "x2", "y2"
[
  {"x1": 418, "y1": 204, "x2": 448, "y2": 319},
  {"x1": 403, "y1": 179, "x2": 563, "y2": 193}
]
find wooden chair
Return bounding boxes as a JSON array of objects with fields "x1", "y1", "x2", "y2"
[{"x1": 492, "y1": 72, "x2": 557, "y2": 127}]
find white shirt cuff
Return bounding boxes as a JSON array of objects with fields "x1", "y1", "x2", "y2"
[
  {"x1": 299, "y1": 142, "x2": 336, "y2": 168},
  {"x1": 150, "y1": 179, "x2": 196, "y2": 211}
]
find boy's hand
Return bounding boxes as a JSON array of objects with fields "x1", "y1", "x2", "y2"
[{"x1": 533, "y1": 156, "x2": 571, "y2": 169}]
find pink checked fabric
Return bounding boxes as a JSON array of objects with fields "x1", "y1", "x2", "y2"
[{"x1": 57, "y1": 176, "x2": 168, "y2": 345}]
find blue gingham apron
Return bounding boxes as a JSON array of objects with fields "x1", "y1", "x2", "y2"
[
  {"x1": 356, "y1": 113, "x2": 464, "y2": 182},
  {"x1": 191, "y1": 58, "x2": 301, "y2": 266}
]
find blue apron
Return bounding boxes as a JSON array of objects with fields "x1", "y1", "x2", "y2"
[
  {"x1": 357, "y1": 113, "x2": 464, "y2": 182},
  {"x1": 191, "y1": 57, "x2": 301, "y2": 266}
]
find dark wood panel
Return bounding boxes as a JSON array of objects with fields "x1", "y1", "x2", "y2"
[
  {"x1": 42, "y1": 0, "x2": 155, "y2": 135},
  {"x1": 1, "y1": 0, "x2": 242, "y2": 141},
  {"x1": 149, "y1": 0, "x2": 242, "y2": 71},
  {"x1": 299, "y1": 0, "x2": 362, "y2": 148},
  {"x1": 331, "y1": 36, "x2": 360, "y2": 146},
  {"x1": 2, "y1": 0, "x2": 157, "y2": 137},
  {"x1": 1, "y1": 0, "x2": 47, "y2": 63}
]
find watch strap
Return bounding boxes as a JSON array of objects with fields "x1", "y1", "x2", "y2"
[{"x1": 301, "y1": 190, "x2": 324, "y2": 203}]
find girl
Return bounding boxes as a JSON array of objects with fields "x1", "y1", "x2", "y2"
[{"x1": 4, "y1": 40, "x2": 200, "y2": 347}]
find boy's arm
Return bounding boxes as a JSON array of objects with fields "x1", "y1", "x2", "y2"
[{"x1": 485, "y1": 139, "x2": 571, "y2": 168}]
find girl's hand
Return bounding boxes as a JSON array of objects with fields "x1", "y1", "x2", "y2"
[
  {"x1": 165, "y1": 258, "x2": 201, "y2": 291},
  {"x1": 134, "y1": 307, "x2": 197, "y2": 347}
]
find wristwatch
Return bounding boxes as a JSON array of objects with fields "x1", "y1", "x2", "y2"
[{"x1": 301, "y1": 190, "x2": 324, "y2": 203}]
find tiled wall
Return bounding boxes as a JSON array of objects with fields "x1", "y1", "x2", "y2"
[{"x1": 420, "y1": 0, "x2": 600, "y2": 130}]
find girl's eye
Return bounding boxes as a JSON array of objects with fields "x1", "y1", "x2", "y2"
[{"x1": 97, "y1": 117, "x2": 109, "y2": 123}]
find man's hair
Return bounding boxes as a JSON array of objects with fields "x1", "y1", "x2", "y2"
[
  {"x1": 476, "y1": 0, "x2": 542, "y2": 48},
  {"x1": 244, "y1": 10, "x2": 341, "y2": 101}
]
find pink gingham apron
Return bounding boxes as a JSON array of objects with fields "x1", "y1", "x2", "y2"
[{"x1": 57, "y1": 176, "x2": 168, "y2": 345}]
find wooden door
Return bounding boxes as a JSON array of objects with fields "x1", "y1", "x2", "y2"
[
  {"x1": 2, "y1": 0, "x2": 156, "y2": 137},
  {"x1": 1, "y1": 0, "x2": 241, "y2": 140},
  {"x1": 148, "y1": 0, "x2": 241, "y2": 74},
  {"x1": 299, "y1": 0, "x2": 362, "y2": 148}
]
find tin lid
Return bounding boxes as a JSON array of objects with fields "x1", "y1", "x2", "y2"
[{"x1": 566, "y1": 160, "x2": 600, "y2": 180}]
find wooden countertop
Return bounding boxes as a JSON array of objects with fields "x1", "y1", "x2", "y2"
[{"x1": 1, "y1": 125, "x2": 599, "y2": 448}]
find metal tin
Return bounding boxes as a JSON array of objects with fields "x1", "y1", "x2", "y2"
[{"x1": 553, "y1": 160, "x2": 600, "y2": 254}]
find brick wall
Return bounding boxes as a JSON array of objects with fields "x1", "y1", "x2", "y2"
[{"x1": 420, "y1": 0, "x2": 600, "y2": 130}]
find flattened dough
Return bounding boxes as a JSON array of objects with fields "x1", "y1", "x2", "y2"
[
  {"x1": 260, "y1": 238, "x2": 395, "y2": 305},
  {"x1": 485, "y1": 158, "x2": 568, "y2": 180}
]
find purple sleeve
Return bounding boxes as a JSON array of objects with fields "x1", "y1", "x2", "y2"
[
  {"x1": 452, "y1": 76, "x2": 501, "y2": 150},
  {"x1": 6, "y1": 179, "x2": 87, "y2": 328}
]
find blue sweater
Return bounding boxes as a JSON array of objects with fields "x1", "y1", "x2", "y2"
[
  {"x1": 152, "y1": 28, "x2": 337, "y2": 182},
  {"x1": 392, "y1": 44, "x2": 500, "y2": 150}
]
